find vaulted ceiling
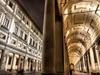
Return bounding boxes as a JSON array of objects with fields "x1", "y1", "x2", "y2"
[{"x1": 57, "y1": 0, "x2": 100, "y2": 65}]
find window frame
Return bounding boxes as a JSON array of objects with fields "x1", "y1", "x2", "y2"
[{"x1": 3, "y1": 17, "x2": 10, "y2": 29}]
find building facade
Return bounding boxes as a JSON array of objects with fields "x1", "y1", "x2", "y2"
[{"x1": 0, "y1": 0, "x2": 42, "y2": 73}]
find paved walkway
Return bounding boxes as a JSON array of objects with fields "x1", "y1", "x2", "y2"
[
  {"x1": 0, "y1": 72, "x2": 41, "y2": 75},
  {"x1": 72, "y1": 71, "x2": 90, "y2": 75},
  {"x1": 0, "y1": 71, "x2": 91, "y2": 75}
]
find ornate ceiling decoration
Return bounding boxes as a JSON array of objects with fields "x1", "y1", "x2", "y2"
[{"x1": 57, "y1": 0, "x2": 100, "y2": 65}]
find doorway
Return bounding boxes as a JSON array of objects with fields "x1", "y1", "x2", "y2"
[{"x1": 19, "y1": 63, "x2": 22, "y2": 70}]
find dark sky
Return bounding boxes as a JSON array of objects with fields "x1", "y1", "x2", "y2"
[{"x1": 21, "y1": 0, "x2": 45, "y2": 32}]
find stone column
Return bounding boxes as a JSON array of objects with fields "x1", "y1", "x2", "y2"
[
  {"x1": 36, "y1": 60, "x2": 38, "y2": 72},
  {"x1": 83, "y1": 56, "x2": 86, "y2": 72},
  {"x1": 41, "y1": 0, "x2": 56, "y2": 75},
  {"x1": 23, "y1": 56, "x2": 28, "y2": 72},
  {"x1": 0, "y1": 50, "x2": 9, "y2": 71},
  {"x1": 63, "y1": 43, "x2": 70, "y2": 75},
  {"x1": 34, "y1": 60, "x2": 36, "y2": 72},
  {"x1": 90, "y1": 48, "x2": 96, "y2": 74},
  {"x1": 87, "y1": 52, "x2": 91, "y2": 74},
  {"x1": 28, "y1": 58, "x2": 31, "y2": 71},
  {"x1": 55, "y1": 17, "x2": 64, "y2": 75},
  {"x1": 18, "y1": 55, "x2": 21, "y2": 71},
  {"x1": 95, "y1": 45, "x2": 100, "y2": 74},
  {"x1": 11, "y1": 53, "x2": 15, "y2": 71}
]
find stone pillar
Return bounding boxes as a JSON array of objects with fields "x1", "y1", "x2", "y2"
[
  {"x1": 41, "y1": 0, "x2": 56, "y2": 75},
  {"x1": 87, "y1": 52, "x2": 91, "y2": 74},
  {"x1": 95, "y1": 45, "x2": 100, "y2": 74},
  {"x1": 28, "y1": 58, "x2": 31, "y2": 71},
  {"x1": 63, "y1": 42, "x2": 70, "y2": 75},
  {"x1": 90, "y1": 48, "x2": 96, "y2": 74},
  {"x1": 18, "y1": 55, "x2": 21, "y2": 71},
  {"x1": 0, "y1": 50, "x2": 9, "y2": 71},
  {"x1": 36, "y1": 60, "x2": 38, "y2": 72},
  {"x1": 23, "y1": 56, "x2": 28, "y2": 72},
  {"x1": 11, "y1": 53, "x2": 15, "y2": 71},
  {"x1": 55, "y1": 17, "x2": 64, "y2": 74},
  {"x1": 83, "y1": 56, "x2": 86, "y2": 72},
  {"x1": 34, "y1": 60, "x2": 36, "y2": 72}
]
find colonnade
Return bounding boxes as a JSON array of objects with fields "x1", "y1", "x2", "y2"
[
  {"x1": 75, "y1": 43, "x2": 100, "y2": 75},
  {"x1": 0, "y1": 50, "x2": 42, "y2": 73}
]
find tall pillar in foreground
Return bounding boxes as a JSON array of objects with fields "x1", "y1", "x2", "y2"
[
  {"x1": 55, "y1": 18, "x2": 64, "y2": 75},
  {"x1": 41, "y1": 0, "x2": 56, "y2": 75},
  {"x1": 90, "y1": 47, "x2": 96, "y2": 74}
]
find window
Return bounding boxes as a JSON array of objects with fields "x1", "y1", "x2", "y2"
[
  {"x1": 36, "y1": 43, "x2": 37, "y2": 49},
  {"x1": 11, "y1": 39, "x2": 16, "y2": 44},
  {"x1": 0, "y1": 33, "x2": 6, "y2": 40},
  {"x1": 36, "y1": 31, "x2": 38, "y2": 35},
  {"x1": 34, "y1": 29, "x2": 36, "y2": 32},
  {"x1": 29, "y1": 49, "x2": 31, "y2": 52},
  {"x1": 27, "y1": 21, "x2": 29, "y2": 25},
  {"x1": 14, "y1": 26, "x2": 18, "y2": 35},
  {"x1": 39, "y1": 45, "x2": 40, "y2": 49},
  {"x1": 22, "y1": 45, "x2": 26, "y2": 49},
  {"x1": 20, "y1": 30, "x2": 23, "y2": 38},
  {"x1": 16, "y1": 58, "x2": 18, "y2": 65},
  {"x1": 74, "y1": 5, "x2": 76, "y2": 10},
  {"x1": 90, "y1": 19, "x2": 94, "y2": 29},
  {"x1": 31, "y1": 25, "x2": 33, "y2": 30},
  {"x1": 29, "y1": 38, "x2": 32, "y2": 45},
  {"x1": 33, "y1": 41, "x2": 35, "y2": 46},
  {"x1": 17, "y1": 9, "x2": 22, "y2": 18},
  {"x1": 22, "y1": 16, "x2": 25, "y2": 21},
  {"x1": 3, "y1": 18, "x2": 9, "y2": 28},
  {"x1": 9, "y1": 1, "x2": 13, "y2": 8},
  {"x1": 24, "y1": 34, "x2": 27, "y2": 41},
  {"x1": 8, "y1": 57, "x2": 12, "y2": 65}
]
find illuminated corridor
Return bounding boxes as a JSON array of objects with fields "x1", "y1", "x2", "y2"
[{"x1": 41, "y1": 0, "x2": 100, "y2": 75}]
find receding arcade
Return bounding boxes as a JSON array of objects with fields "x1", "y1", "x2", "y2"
[{"x1": 41, "y1": 0, "x2": 100, "y2": 75}]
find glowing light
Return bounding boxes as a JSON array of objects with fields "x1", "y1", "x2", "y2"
[
  {"x1": 66, "y1": 30, "x2": 70, "y2": 37},
  {"x1": 65, "y1": 9, "x2": 68, "y2": 14}
]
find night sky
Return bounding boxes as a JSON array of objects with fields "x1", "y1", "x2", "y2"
[{"x1": 21, "y1": 0, "x2": 45, "y2": 32}]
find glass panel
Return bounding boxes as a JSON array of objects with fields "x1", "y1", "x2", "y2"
[
  {"x1": 3, "y1": 18, "x2": 9, "y2": 28},
  {"x1": 14, "y1": 26, "x2": 18, "y2": 35},
  {"x1": 20, "y1": 30, "x2": 23, "y2": 38}
]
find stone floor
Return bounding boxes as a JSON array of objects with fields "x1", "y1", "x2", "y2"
[
  {"x1": 73, "y1": 71, "x2": 90, "y2": 75},
  {"x1": 0, "y1": 72, "x2": 41, "y2": 75},
  {"x1": 0, "y1": 71, "x2": 91, "y2": 75}
]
